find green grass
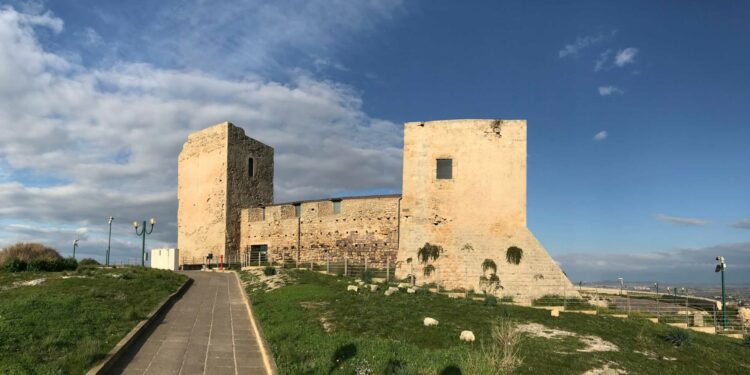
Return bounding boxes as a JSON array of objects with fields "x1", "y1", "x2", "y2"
[
  {"x1": 0, "y1": 267, "x2": 186, "y2": 374},
  {"x1": 243, "y1": 270, "x2": 750, "y2": 374}
]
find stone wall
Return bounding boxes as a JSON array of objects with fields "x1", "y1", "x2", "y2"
[
  {"x1": 177, "y1": 122, "x2": 273, "y2": 265},
  {"x1": 240, "y1": 195, "x2": 400, "y2": 267},
  {"x1": 395, "y1": 119, "x2": 575, "y2": 303}
]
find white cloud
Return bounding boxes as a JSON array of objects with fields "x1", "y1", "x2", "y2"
[
  {"x1": 0, "y1": 6, "x2": 403, "y2": 260},
  {"x1": 614, "y1": 47, "x2": 638, "y2": 67},
  {"x1": 593, "y1": 131, "x2": 608, "y2": 141},
  {"x1": 656, "y1": 214, "x2": 709, "y2": 226},
  {"x1": 559, "y1": 31, "x2": 616, "y2": 58},
  {"x1": 731, "y1": 219, "x2": 750, "y2": 230},
  {"x1": 598, "y1": 86, "x2": 624, "y2": 96},
  {"x1": 594, "y1": 49, "x2": 612, "y2": 72}
]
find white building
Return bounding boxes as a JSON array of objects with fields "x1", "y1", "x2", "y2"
[{"x1": 151, "y1": 248, "x2": 180, "y2": 271}]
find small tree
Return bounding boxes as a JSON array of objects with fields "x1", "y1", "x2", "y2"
[{"x1": 480, "y1": 259, "x2": 502, "y2": 293}]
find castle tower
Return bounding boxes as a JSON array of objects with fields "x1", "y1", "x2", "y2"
[
  {"x1": 177, "y1": 122, "x2": 273, "y2": 265},
  {"x1": 396, "y1": 119, "x2": 575, "y2": 304}
]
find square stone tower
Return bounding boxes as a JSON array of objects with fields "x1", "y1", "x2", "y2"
[
  {"x1": 397, "y1": 119, "x2": 575, "y2": 303},
  {"x1": 177, "y1": 122, "x2": 273, "y2": 265}
]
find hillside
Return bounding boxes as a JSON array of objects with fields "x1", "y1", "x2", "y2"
[{"x1": 241, "y1": 269, "x2": 750, "y2": 374}]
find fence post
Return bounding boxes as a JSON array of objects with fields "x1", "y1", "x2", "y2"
[
  {"x1": 327, "y1": 254, "x2": 330, "y2": 274},
  {"x1": 386, "y1": 256, "x2": 390, "y2": 283},
  {"x1": 563, "y1": 282, "x2": 567, "y2": 311},
  {"x1": 365, "y1": 256, "x2": 368, "y2": 272},
  {"x1": 310, "y1": 261, "x2": 313, "y2": 271},
  {"x1": 344, "y1": 257, "x2": 348, "y2": 277}
]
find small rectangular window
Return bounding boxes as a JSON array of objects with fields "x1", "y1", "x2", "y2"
[
  {"x1": 248, "y1": 158, "x2": 255, "y2": 177},
  {"x1": 294, "y1": 203, "x2": 301, "y2": 217},
  {"x1": 332, "y1": 200, "x2": 341, "y2": 214},
  {"x1": 436, "y1": 158, "x2": 452, "y2": 179}
]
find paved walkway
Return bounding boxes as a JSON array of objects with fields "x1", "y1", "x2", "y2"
[{"x1": 111, "y1": 271, "x2": 269, "y2": 375}]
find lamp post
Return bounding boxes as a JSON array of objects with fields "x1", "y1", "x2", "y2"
[
  {"x1": 72, "y1": 239, "x2": 79, "y2": 259},
  {"x1": 106, "y1": 216, "x2": 114, "y2": 266},
  {"x1": 618, "y1": 277, "x2": 624, "y2": 295},
  {"x1": 715, "y1": 256, "x2": 727, "y2": 330},
  {"x1": 133, "y1": 218, "x2": 156, "y2": 267}
]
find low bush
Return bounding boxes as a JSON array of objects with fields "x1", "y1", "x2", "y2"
[
  {"x1": 664, "y1": 328, "x2": 691, "y2": 347},
  {"x1": 484, "y1": 294, "x2": 498, "y2": 306},
  {"x1": 0, "y1": 242, "x2": 62, "y2": 266},
  {"x1": 742, "y1": 336, "x2": 750, "y2": 348},
  {"x1": 263, "y1": 266, "x2": 277, "y2": 276},
  {"x1": 501, "y1": 296, "x2": 514, "y2": 303},
  {"x1": 4, "y1": 257, "x2": 27, "y2": 272},
  {"x1": 78, "y1": 258, "x2": 100, "y2": 266},
  {"x1": 361, "y1": 269, "x2": 374, "y2": 284},
  {"x1": 20, "y1": 257, "x2": 77, "y2": 272}
]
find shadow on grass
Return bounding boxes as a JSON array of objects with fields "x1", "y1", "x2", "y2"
[
  {"x1": 439, "y1": 365, "x2": 462, "y2": 374},
  {"x1": 329, "y1": 343, "x2": 357, "y2": 374}
]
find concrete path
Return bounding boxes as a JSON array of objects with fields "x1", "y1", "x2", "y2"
[{"x1": 110, "y1": 271, "x2": 270, "y2": 375}]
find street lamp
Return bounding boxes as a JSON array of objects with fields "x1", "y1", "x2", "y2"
[
  {"x1": 72, "y1": 239, "x2": 79, "y2": 259},
  {"x1": 106, "y1": 216, "x2": 114, "y2": 266},
  {"x1": 133, "y1": 218, "x2": 156, "y2": 267},
  {"x1": 618, "y1": 277, "x2": 624, "y2": 295},
  {"x1": 715, "y1": 256, "x2": 727, "y2": 330}
]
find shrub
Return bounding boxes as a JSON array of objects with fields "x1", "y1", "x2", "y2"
[
  {"x1": 501, "y1": 296, "x2": 514, "y2": 303},
  {"x1": 263, "y1": 266, "x2": 277, "y2": 276},
  {"x1": 506, "y1": 246, "x2": 523, "y2": 265},
  {"x1": 361, "y1": 269, "x2": 374, "y2": 284},
  {"x1": 481, "y1": 259, "x2": 497, "y2": 274},
  {"x1": 484, "y1": 294, "x2": 498, "y2": 306},
  {"x1": 4, "y1": 257, "x2": 27, "y2": 272},
  {"x1": 61, "y1": 257, "x2": 78, "y2": 271},
  {"x1": 0, "y1": 242, "x2": 62, "y2": 266},
  {"x1": 741, "y1": 336, "x2": 750, "y2": 348},
  {"x1": 463, "y1": 318, "x2": 523, "y2": 374},
  {"x1": 664, "y1": 328, "x2": 691, "y2": 347},
  {"x1": 78, "y1": 258, "x2": 100, "y2": 266}
]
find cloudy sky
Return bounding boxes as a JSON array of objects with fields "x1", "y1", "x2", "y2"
[{"x1": 0, "y1": 1, "x2": 748, "y2": 283}]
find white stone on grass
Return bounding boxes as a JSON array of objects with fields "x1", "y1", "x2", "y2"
[
  {"x1": 406, "y1": 287, "x2": 416, "y2": 294},
  {"x1": 370, "y1": 284, "x2": 379, "y2": 292},
  {"x1": 423, "y1": 317, "x2": 439, "y2": 326},
  {"x1": 384, "y1": 286, "x2": 399, "y2": 296},
  {"x1": 460, "y1": 330, "x2": 475, "y2": 342},
  {"x1": 347, "y1": 285, "x2": 358, "y2": 292}
]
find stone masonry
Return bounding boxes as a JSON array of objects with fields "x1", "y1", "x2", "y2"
[
  {"x1": 240, "y1": 195, "x2": 400, "y2": 267},
  {"x1": 177, "y1": 122, "x2": 272, "y2": 265},
  {"x1": 177, "y1": 119, "x2": 576, "y2": 303}
]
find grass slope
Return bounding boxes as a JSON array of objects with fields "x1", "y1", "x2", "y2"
[
  {"x1": 0, "y1": 267, "x2": 186, "y2": 374},
  {"x1": 243, "y1": 270, "x2": 750, "y2": 374}
]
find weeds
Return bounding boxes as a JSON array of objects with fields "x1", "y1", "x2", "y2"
[
  {"x1": 464, "y1": 318, "x2": 523, "y2": 374},
  {"x1": 664, "y1": 328, "x2": 691, "y2": 347}
]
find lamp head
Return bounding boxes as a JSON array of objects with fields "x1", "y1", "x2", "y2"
[
  {"x1": 108, "y1": 216, "x2": 114, "y2": 224},
  {"x1": 150, "y1": 218, "x2": 156, "y2": 225},
  {"x1": 133, "y1": 221, "x2": 139, "y2": 228}
]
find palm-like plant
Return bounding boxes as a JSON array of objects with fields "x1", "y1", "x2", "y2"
[
  {"x1": 480, "y1": 259, "x2": 502, "y2": 293},
  {"x1": 417, "y1": 243, "x2": 442, "y2": 282}
]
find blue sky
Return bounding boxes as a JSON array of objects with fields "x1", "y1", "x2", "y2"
[{"x1": 0, "y1": 0, "x2": 748, "y2": 283}]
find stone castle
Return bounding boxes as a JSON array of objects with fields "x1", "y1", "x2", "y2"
[{"x1": 177, "y1": 119, "x2": 576, "y2": 302}]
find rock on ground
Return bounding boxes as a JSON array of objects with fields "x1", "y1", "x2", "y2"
[
  {"x1": 423, "y1": 317, "x2": 438, "y2": 326},
  {"x1": 460, "y1": 330, "x2": 475, "y2": 342}
]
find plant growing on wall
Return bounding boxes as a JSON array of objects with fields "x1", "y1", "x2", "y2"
[
  {"x1": 506, "y1": 246, "x2": 523, "y2": 265},
  {"x1": 482, "y1": 259, "x2": 497, "y2": 274},
  {"x1": 480, "y1": 258, "x2": 502, "y2": 293},
  {"x1": 417, "y1": 243, "x2": 442, "y2": 277}
]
